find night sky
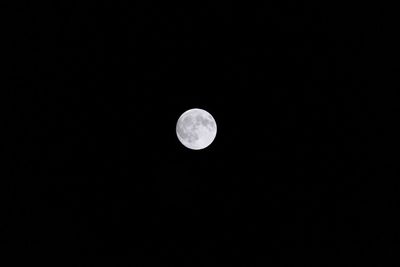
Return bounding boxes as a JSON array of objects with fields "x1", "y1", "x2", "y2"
[{"x1": 4, "y1": 1, "x2": 394, "y2": 266}]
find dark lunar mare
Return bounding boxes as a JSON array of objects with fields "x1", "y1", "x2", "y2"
[{"x1": 177, "y1": 117, "x2": 199, "y2": 143}]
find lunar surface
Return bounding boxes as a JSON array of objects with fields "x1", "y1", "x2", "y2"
[{"x1": 176, "y1": 108, "x2": 217, "y2": 150}]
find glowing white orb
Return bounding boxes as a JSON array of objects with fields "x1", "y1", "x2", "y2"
[{"x1": 176, "y1": 108, "x2": 217, "y2": 150}]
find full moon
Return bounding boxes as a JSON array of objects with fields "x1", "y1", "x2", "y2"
[{"x1": 176, "y1": 108, "x2": 217, "y2": 150}]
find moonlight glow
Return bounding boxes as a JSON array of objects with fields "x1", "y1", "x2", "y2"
[{"x1": 176, "y1": 108, "x2": 217, "y2": 150}]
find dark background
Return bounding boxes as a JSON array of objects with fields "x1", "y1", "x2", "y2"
[{"x1": 3, "y1": 1, "x2": 395, "y2": 266}]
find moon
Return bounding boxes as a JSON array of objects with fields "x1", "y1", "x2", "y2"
[{"x1": 176, "y1": 108, "x2": 217, "y2": 150}]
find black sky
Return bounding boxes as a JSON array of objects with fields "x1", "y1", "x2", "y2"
[{"x1": 4, "y1": 1, "x2": 394, "y2": 266}]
